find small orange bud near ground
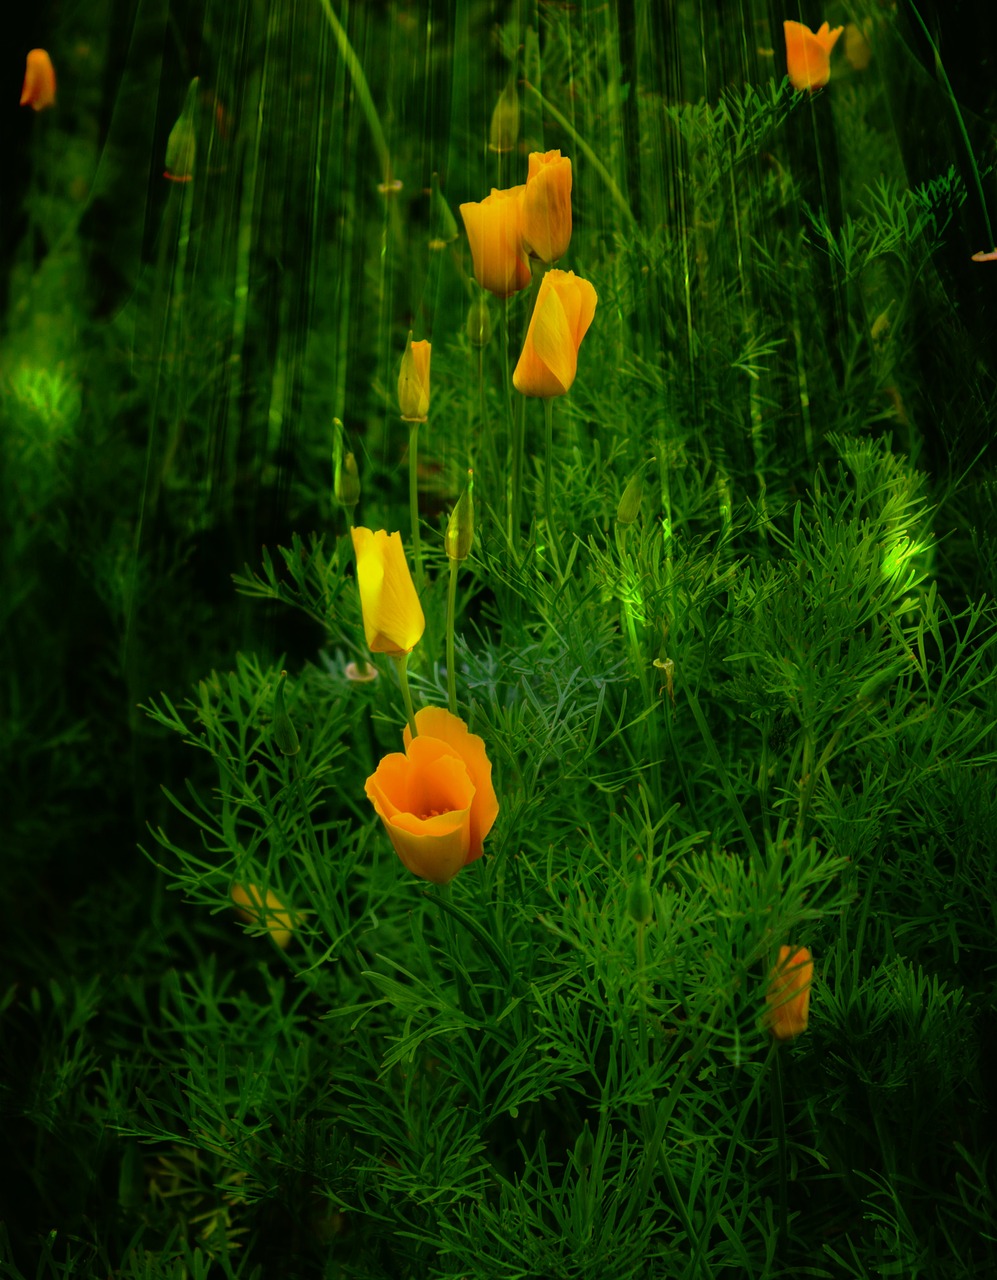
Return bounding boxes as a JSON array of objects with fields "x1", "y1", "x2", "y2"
[
  {"x1": 764, "y1": 945, "x2": 814, "y2": 1040},
  {"x1": 20, "y1": 49, "x2": 57, "y2": 112}
]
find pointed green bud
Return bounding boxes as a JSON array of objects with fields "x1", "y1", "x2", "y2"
[
  {"x1": 164, "y1": 77, "x2": 199, "y2": 182},
  {"x1": 429, "y1": 171, "x2": 460, "y2": 250},
  {"x1": 466, "y1": 297, "x2": 492, "y2": 348},
  {"x1": 333, "y1": 419, "x2": 361, "y2": 509},
  {"x1": 273, "y1": 670, "x2": 300, "y2": 756},
  {"x1": 616, "y1": 470, "x2": 645, "y2": 525},
  {"x1": 573, "y1": 1121, "x2": 594, "y2": 1171},
  {"x1": 336, "y1": 452, "x2": 361, "y2": 509},
  {"x1": 626, "y1": 868, "x2": 653, "y2": 925},
  {"x1": 445, "y1": 472, "x2": 474, "y2": 562},
  {"x1": 489, "y1": 76, "x2": 520, "y2": 154}
]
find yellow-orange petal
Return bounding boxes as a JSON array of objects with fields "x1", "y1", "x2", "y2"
[
  {"x1": 784, "y1": 20, "x2": 841, "y2": 92},
  {"x1": 366, "y1": 737, "x2": 476, "y2": 884},
  {"x1": 20, "y1": 49, "x2": 57, "y2": 112},
  {"x1": 231, "y1": 883, "x2": 296, "y2": 949},
  {"x1": 459, "y1": 186, "x2": 531, "y2": 297},
  {"x1": 765, "y1": 945, "x2": 814, "y2": 1040},
  {"x1": 351, "y1": 527, "x2": 425, "y2": 656},
  {"x1": 403, "y1": 707, "x2": 499, "y2": 859}
]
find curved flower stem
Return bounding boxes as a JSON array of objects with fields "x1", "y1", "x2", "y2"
[
  {"x1": 446, "y1": 557, "x2": 460, "y2": 716},
  {"x1": 391, "y1": 653, "x2": 418, "y2": 738},
  {"x1": 543, "y1": 397, "x2": 562, "y2": 570},
  {"x1": 408, "y1": 420, "x2": 425, "y2": 592}
]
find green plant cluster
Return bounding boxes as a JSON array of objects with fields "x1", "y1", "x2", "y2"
[{"x1": 3, "y1": 1, "x2": 997, "y2": 1278}]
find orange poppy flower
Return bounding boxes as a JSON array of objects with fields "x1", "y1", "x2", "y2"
[
  {"x1": 784, "y1": 20, "x2": 843, "y2": 92},
  {"x1": 351, "y1": 528, "x2": 425, "y2": 657},
  {"x1": 513, "y1": 269, "x2": 598, "y2": 398},
  {"x1": 459, "y1": 185, "x2": 531, "y2": 297},
  {"x1": 764, "y1": 945, "x2": 814, "y2": 1040},
  {"x1": 20, "y1": 49, "x2": 56, "y2": 112},
  {"x1": 365, "y1": 707, "x2": 500, "y2": 885},
  {"x1": 521, "y1": 150, "x2": 573, "y2": 264},
  {"x1": 397, "y1": 332, "x2": 431, "y2": 422}
]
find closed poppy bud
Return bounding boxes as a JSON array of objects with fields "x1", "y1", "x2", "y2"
[
  {"x1": 488, "y1": 76, "x2": 520, "y2": 154},
  {"x1": 459, "y1": 186, "x2": 531, "y2": 298},
  {"x1": 616, "y1": 470, "x2": 645, "y2": 525},
  {"x1": 231, "y1": 883, "x2": 297, "y2": 949},
  {"x1": 165, "y1": 77, "x2": 199, "y2": 182},
  {"x1": 513, "y1": 269, "x2": 598, "y2": 398},
  {"x1": 466, "y1": 296, "x2": 493, "y2": 348},
  {"x1": 521, "y1": 150, "x2": 573, "y2": 264},
  {"x1": 272, "y1": 670, "x2": 300, "y2": 756},
  {"x1": 626, "y1": 868, "x2": 653, "y2": 925},
  {"x1": 20, "y1": 49, "x2": 57, "y2": 112},
  {"x1": 784, "y1": 20, "x2": 843, "y2": 92},
  {"x1": 445, "y1": 473, "x2": 474, "y2": 562},
  {"x1": 764, "y1": 945, "x2": 814, "y2": 1040},
  {"x1": 351, "y1": 527, "x2": 426, "y2": 657},
  {"x1": 398, "y1": 332, "x2": 431, "y2": 422},
  {"x1": 365, "y1": 706, "x2": 499, "y2": 884},
  {"x1": 335, "y1": 451, "x2": 361, "y2": 509},
  {"x1": 429, "y1": 171, "x2": 459, "y2": 250}
]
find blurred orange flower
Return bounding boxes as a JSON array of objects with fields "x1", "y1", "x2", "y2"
[
  {"x1": 20, "y1": 49, "x2": 56, "y2": 112},
  {"x1": 783, "y1": 20, "x2": 843, "y2": 92},
  {"x1": 351, "y1": 528, "x2": 425, "y2": 657},
  {"x1": 513, "y1": 269, "x2": 598, "y2": 397},
  {"x1": 764, "y1": 945, "x2": 814, "y2": 1040},
  {"x1": 521, "y1": 150, "x2": 573, "y2": 264},
  {"x1": 365, "y1": 707, "x2": 499, "y2": 885},
  {"x1": 398, "y1": 332, "x2": 431, "y2": 422},
  {"x1": 459, "y1": 186, "x2": 531, "y2": 297}
]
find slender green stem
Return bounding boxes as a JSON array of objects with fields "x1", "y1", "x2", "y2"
[
  {"x1": 772, "y1": 1043, "x2": 788, "y2": 1253},
  {"x1": 446, "y1": 557, "x2": 459, "y2": 716},
  {"x1": 543, "y1": 397, "x2": 562, "y2": 569},
  {"x1": 392, "y1": 653, "x2": 418, "y2": 738},
  {"x1": 907, "y1": 1, "x2": 994, "y2": 247},
  {"x1": 408, "y1": 420, "x2": 425, "y2": 591}
]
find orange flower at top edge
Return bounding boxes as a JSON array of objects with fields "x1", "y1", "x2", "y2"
[
  {"x1": 784, "y1": 20, "x2": 843, "y2": 92},
  {"x1": 459, "y1": 185, "x2": 532, "y2": 298},
  {"x1": 365, "y1": 707, "x2": 500, "y2": 885},
  {"x1": 513, "y1": 269, "x2": 598, "y2": 398},
  {"x1": 764, "y1": 945, "x2": 814, "y2": 1040},
  {"x1": 20, "y1": 49, "x2": 56, "y2": 112}
]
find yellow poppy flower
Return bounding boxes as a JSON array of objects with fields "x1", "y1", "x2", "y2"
[
  {"x1": 351, "y1": 528, "x2": 425, "y2": 657},
  {"x1": 513, "y1": 269, "x2": 598, "y2": 398}
]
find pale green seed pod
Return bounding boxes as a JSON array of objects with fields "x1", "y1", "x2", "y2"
[
  {"x1": 617, "y1": 471, "x2": 645, "y2": 525},
  {"x1": 466, "y1": 297, "x2": 493, "y2": 348},
  {"x1": 626, "y1": 869, "x2": 653, "y2": 925}
]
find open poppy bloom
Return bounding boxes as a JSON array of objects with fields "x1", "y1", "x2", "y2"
[
  {"x1": 521, "y1": 150, "x2": 573, "y2": 264},
  {"x1": 398, "y1": 332, "x2": 431, "y2": 422},
  {"x1": 365, "y1": 707, "x2": 500, "y2": 885},
  {"x1": 20, "y1": 49, "x2": 57, "y2": 112},
  {"x1": 459, "y1": 185, "x2": 532, "y2": 297},
  {"x1": 351, "y1": 528, "x2": 425, "y2": 657},
  {"x1": 764, "y1": 945, "x2": 814, "y2": 1040},
  {"x1": 231, "y1": 883, "x2": 297, "y2": 949},
  {"x1": 784, "y1": 20, "x2": 843, "y2": 92},
  {"x1": 513, "y1": 269, "x2": 598, "y2": 397}
]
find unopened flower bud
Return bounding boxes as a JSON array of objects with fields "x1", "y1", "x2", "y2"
[
  {"x1": 429, "y1": 171, "x2": 459, "y2": 250},
  {"x1": 573, "y1": 1121, "x2": 594, "y2": 1171},
  {"x1": 626, "y1": 869, "x2": 653, "y2": 925},
  {"x1": 488, "y1": 76, "x2": 520, "y2": 154},
  {"x1": 617, "y1": 470, "x2": 645, "y2": 525},
  {"x1": 273, "y1": 670, "x2": 300, "y2": 756},
  {"x1": 445, "y1": 473, "x2": 474, "y2": 561},
  {"x1": 335, "y1": 451, "x2": 361, "y2": 509},
  {"x1": 466, "y1": 297, "x2": 492, "y2": 348}
]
